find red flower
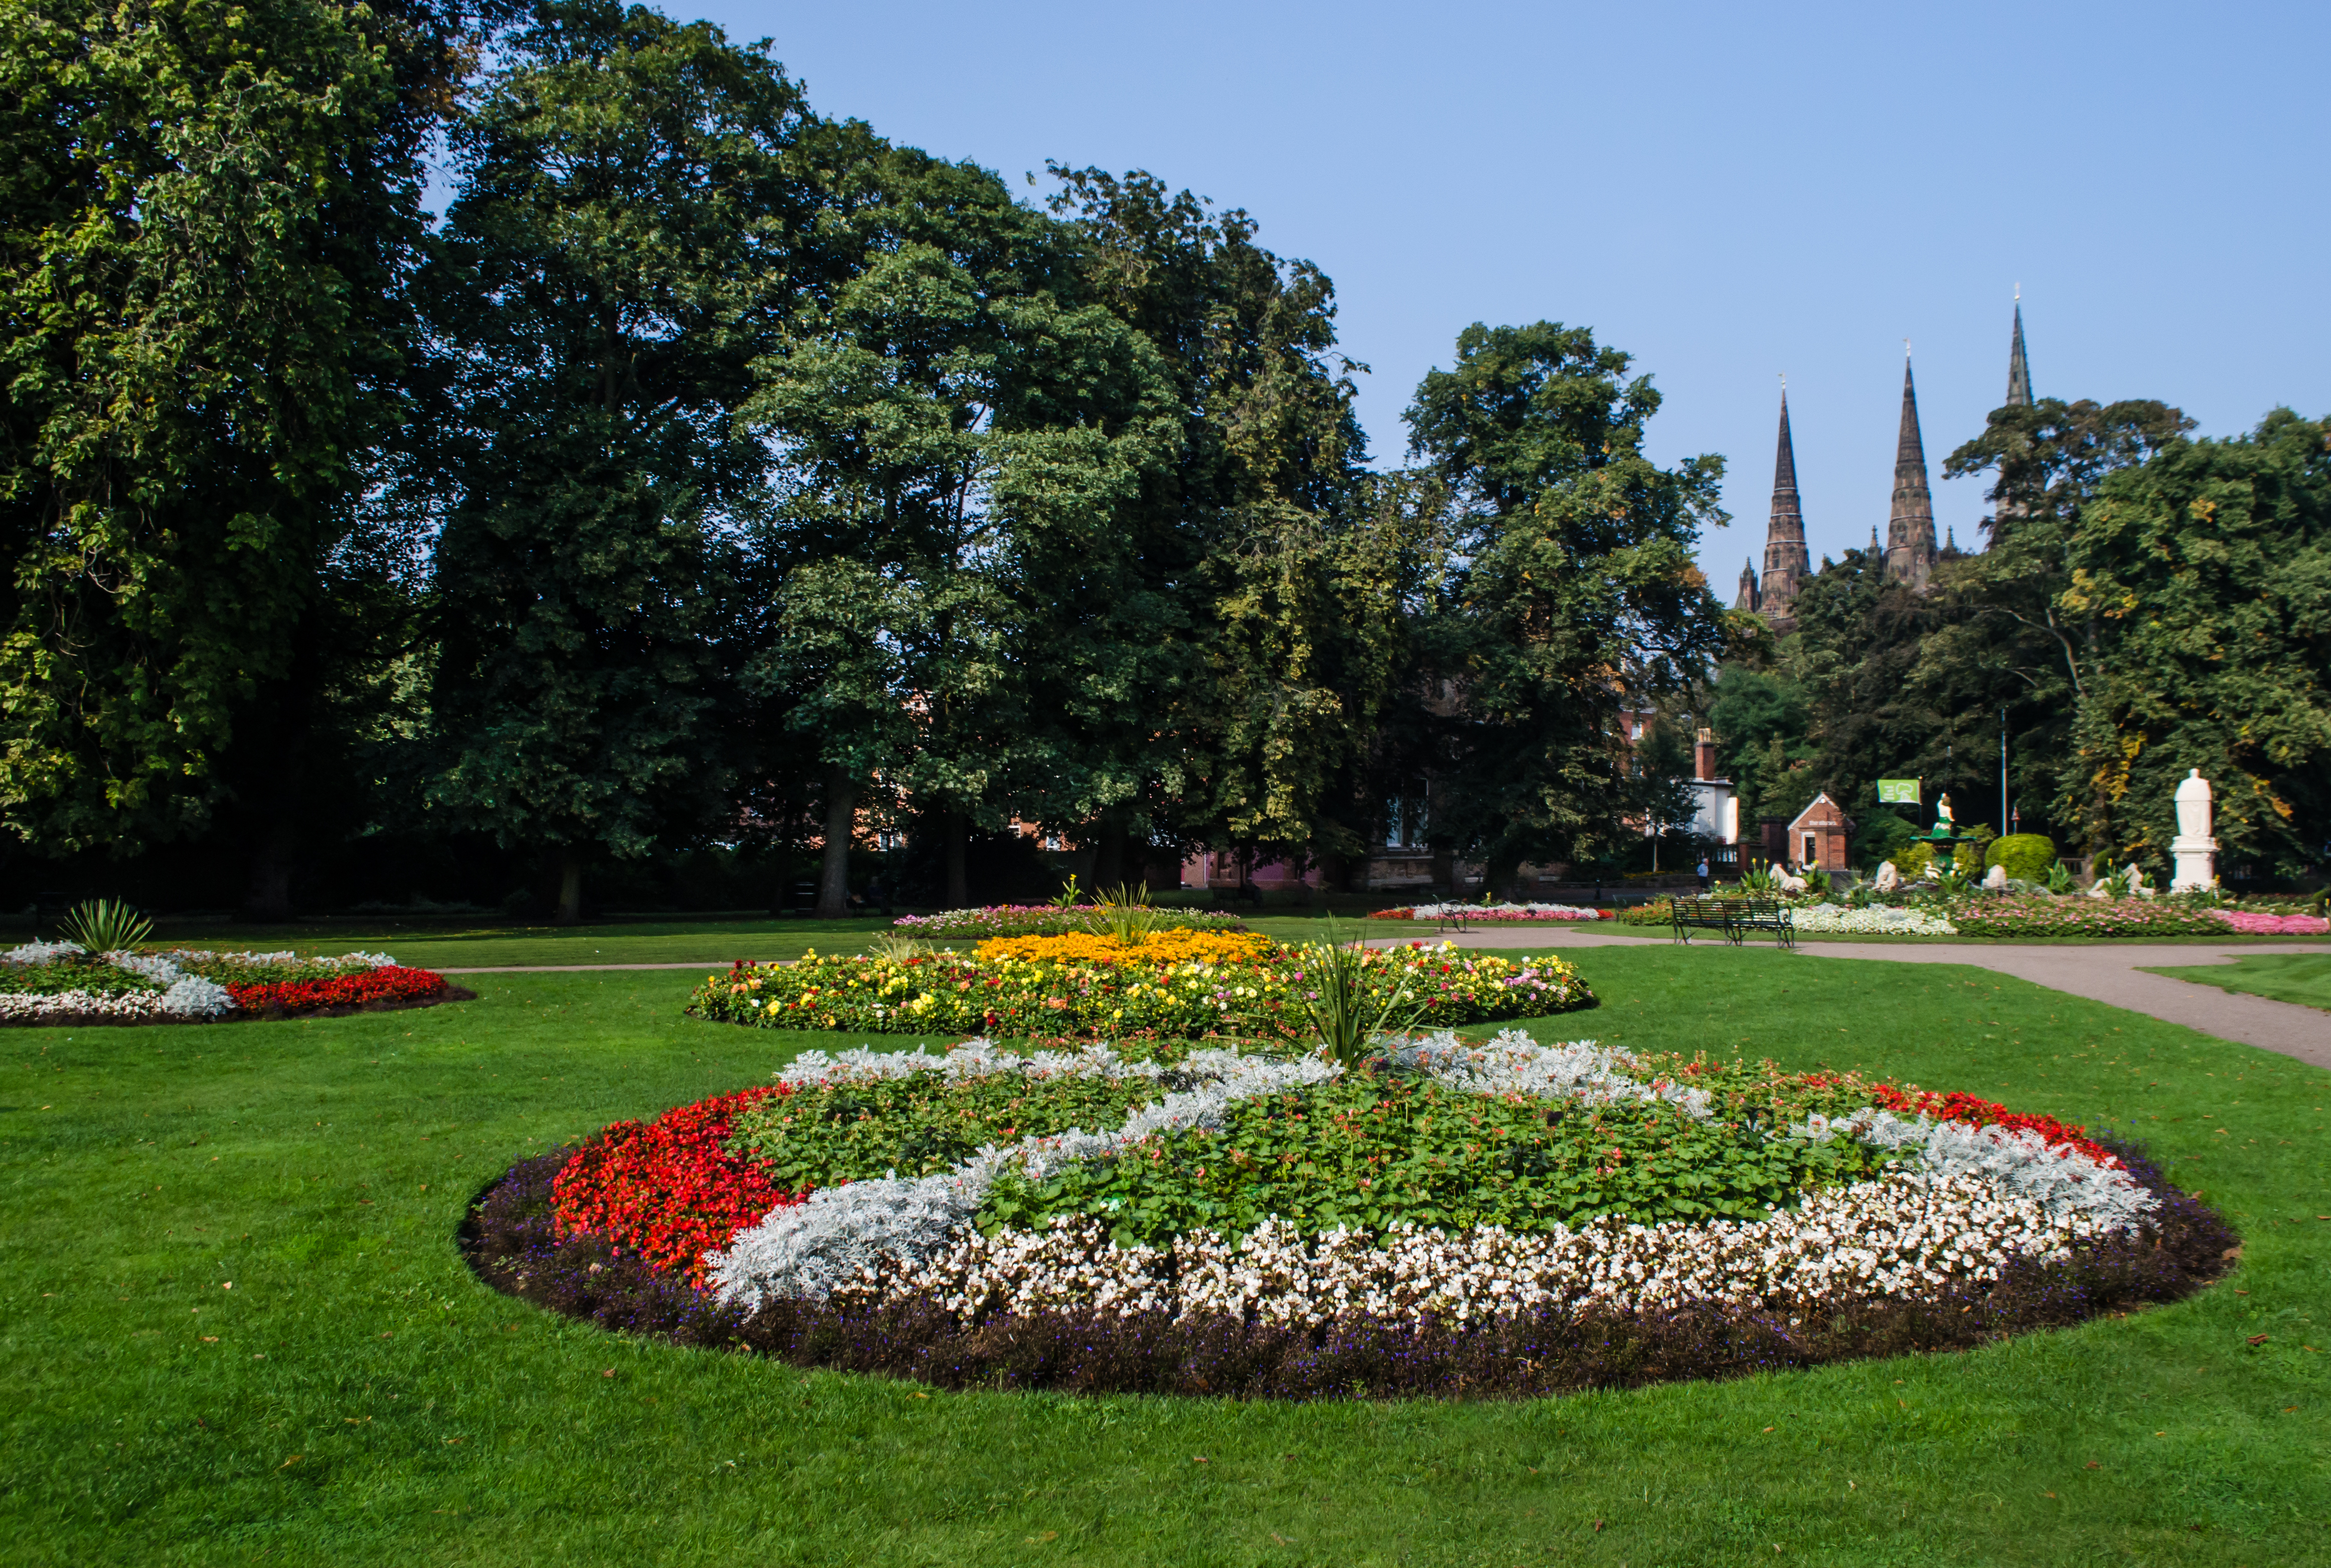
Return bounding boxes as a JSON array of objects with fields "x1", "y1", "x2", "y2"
[
  {"x1": 1868, "y1": 1083, "x2": 2119, "y2": 1168},
  {"x1": 551, "y1": 1086, "x2": 804, "y2": 1285},
  {"x1": 226, "y1": 964, "x2": 448, "y2": 1012}
]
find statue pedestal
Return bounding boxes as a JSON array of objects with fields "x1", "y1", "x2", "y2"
[
  {"x1": 2170, "y1": 834, "x2": 2217, "y2": 894},
  {"x1": 2171, "y1": 770, "x2": 2217, "y2": 893}
]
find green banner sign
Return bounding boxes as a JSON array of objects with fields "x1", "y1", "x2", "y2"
[{"x1": 1876, "y1": 778, "x2": 1921, "y2": 805}]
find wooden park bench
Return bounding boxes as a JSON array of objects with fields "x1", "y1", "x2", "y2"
[{"x1": 1669, "y1": 896, "x2": 1796, "y2": 950}]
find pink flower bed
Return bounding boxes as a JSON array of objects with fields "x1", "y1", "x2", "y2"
[{"x1": 2211, "y1": 909, "x2": 2330, "y2": 935}]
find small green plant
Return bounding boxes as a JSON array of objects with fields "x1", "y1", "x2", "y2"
[
  {"x1": 58, "y1": 898, "x2": 151, "y2": 955},
  {"x1": 1289, "y1": 915, "x2": 1423, "y2": 1068},
  {"x1": 1048, "y1": 875, "x2": 1084, "y2": 911},
  {"x1": 1087, "y1": 883, "x2": 1158, "y2": 945},
  {"x1": 2044, "y1": 859, "x2": 2077, "y2": 895},
  {"x1": 1738, "y1": 859, "x2": 1780, "y2": 894},
  {"x1": 864, "y1": 931, "x2": 930, "y2": 962}
]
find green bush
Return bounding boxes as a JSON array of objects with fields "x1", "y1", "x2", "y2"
[{"x1": 1985, "y1": 834, "x2": 2058, "y2": 883}]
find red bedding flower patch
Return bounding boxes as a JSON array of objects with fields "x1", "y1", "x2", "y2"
[
  {"x1": 551, "y1": 1086, "x2": 805, "y2": 1285},
  {"x1": 1869, "y1": 1083, "x2": 2120, "y2": 1168},
  {"x1": 226, "y1": 964, "x2": 449, "y2": 1012}
]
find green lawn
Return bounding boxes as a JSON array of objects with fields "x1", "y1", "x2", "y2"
[
  {"x1": 2145, "y1": 954, "x2": 2331, "y2": 1013},
  {"x1": 4, "y1": 947, "x2": 2327, "y2": 1564}
]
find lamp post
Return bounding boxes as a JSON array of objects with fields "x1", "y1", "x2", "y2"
[{"x1": 1998, "y1": 707, "x2": 2008, "y2": 841}]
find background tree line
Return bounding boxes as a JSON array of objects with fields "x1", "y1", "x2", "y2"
[
  {"x1": 1706, "y1": 399, "x2": 2329, "y2": 884},
  {"x1": 0, "y1": 0, "x2": 1729, "y2": 919}
]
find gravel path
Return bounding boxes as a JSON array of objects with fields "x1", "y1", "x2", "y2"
[{"x1": 1373, "y1": 925, "x2": 2331, "y2": 1069}]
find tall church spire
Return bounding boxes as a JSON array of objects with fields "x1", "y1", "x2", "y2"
[
  {"x1": 2006, "y1": 290, "x2": 2033, "y2": 407},
  {"x1": 1757, "y1": 386, "x2": 1811, "y2": 621},
  {"x1": 1884, "y1": 353, "x2": 1938, "y2": 587}
]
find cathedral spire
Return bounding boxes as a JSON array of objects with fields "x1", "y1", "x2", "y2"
[
  {"x1": 1757, "y1": 385, "x2": 1811, "y2": 622},
  {"x1": 2006, "y1": 289, "x2": 2033, "y2": 407},
  {"x1": 1884, "y1": 353, "x2": 1938, "y2": 587}
]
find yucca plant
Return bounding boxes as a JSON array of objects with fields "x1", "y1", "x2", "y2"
[
  {"x1": 2045, "y1": 860, "x2": 2078, "y2": 896},
  {"x1": 1290, "y1": 916, "x2": 1423, "y2": 1069},
  {"x1": 59, "y1": 898, "x2": 152, "y2": 955},
  {"x1": 1087, "y1": 883, "x2": 1157, "y2": 945}
]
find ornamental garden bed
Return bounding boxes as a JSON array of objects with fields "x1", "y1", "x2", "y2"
[
  {"x1": 892, "y1": 904, "x2": 1247, "y2": 940},
  {"x1": 685, "y1": 931, "x2": 1591, "y2": 1038},
  {"x1": 0, "y1": 943, "x2": 464, "y2": 1025},
  {"x1": 463, "y1": 1032, "x2": 2232, "y2": 1399},
  {"x1": 1621, "y1": 892, "x2": 2327, "y2": 939},
  {"x1": 1369, "y1": 902, "x2": 1615, "y2": 923}
]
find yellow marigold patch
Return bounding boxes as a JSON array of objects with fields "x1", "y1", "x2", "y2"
[{"x1": 975, "y1": 929, "x2": 1275, "y2": 967}]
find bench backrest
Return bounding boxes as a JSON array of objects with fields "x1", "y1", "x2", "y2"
[{"x1": 1670, "y1": 898, "x2": 1731, "y2": 919}]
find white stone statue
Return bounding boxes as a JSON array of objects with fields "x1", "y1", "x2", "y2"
[
  {"x1": 1779, "y1": 872, "x2": 1807, "y2": 894},
  {"x1": 1934, "y1": 793, "x2": 1954, "y2": 829},
  {"x1": 1983, "y1": 862, "x2": 2008, "y2": 890},
  {"x1": 1873, "y1": 860, "x2": 1899, "y2": 892},
  {"x1": 2170, "y1": 768, "x2": 2218, "y2": 893},
  {"x1": 2127, "y1": 860, "x2": 2155, "y2": 899}
]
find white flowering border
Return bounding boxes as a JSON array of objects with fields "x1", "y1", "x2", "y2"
[
  {"x1": 704, "y1": 1032, "x2": 2156, "y2": 1325},
  {"x1": 0, "y1": 944, "x2": 402, "y2": 1022},
  {"x1": 1390, "y1": 902, "x2": 1601, "y2": 921},
  {"x1": 1790, "y1": 905, "x2": 1959, "y2": 936}
]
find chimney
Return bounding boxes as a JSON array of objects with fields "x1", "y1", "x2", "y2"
[{"x1": 1694, "y1": 727, "x2": 1718, "y2": 781}]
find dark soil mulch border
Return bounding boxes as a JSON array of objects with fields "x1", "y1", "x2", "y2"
[
  {"x1": 459, "y1": 1131, "x2": 2236, "y2": 1400},
  {"x1": 3, "y1": 983, "x2": 477, "y2": 1028}
]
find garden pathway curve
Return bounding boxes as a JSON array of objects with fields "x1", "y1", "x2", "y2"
[{"x1": 1390, "y1": 927, "x2": 2331, "y2": 1070}]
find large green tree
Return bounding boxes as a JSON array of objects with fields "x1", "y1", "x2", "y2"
[
  {"x1": 1039, "y1": 168, "x2": 1391, "y2": 884},
  {"x1": 420, "y1": 0, "x2": 813, "y2": 921},
  {"x1": 1405, "y1": 323, "x2": 1730, "y2": 889},
  {"x1": 743, "y1": 150, "x2": 1176, "y2": 912},
  {"x1": 0, "y1": 0, "x2": 472, "y2": 887},
  {"x1": 2060, "y1": 411, "x2": 2330, "y2": 875}
]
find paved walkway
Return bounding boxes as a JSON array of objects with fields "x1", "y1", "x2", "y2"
[{"x1": 1375, "y1": 926, "x2": 2331, "y2": 1070}]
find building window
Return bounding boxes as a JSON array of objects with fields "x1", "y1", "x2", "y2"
[{"x1": 1385, "y1": 785, "x2": 1429, "y2": 849}]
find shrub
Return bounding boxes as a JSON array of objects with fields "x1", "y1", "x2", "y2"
[{"x1": 1985, "y1": 834, "x2": 2058, "y2": 884}]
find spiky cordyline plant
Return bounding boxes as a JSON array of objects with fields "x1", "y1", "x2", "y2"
[
  {"x1": 1290, "y1": 915, "x2": 1424, "y2": 1069},
  {"x1": 1087, "y1": 883, "x2": 1157, "y2": 945},
  {"x1": 864, "y1": 931, "x2": 931, "y2": 962}
]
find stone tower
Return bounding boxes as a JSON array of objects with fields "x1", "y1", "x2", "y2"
[
  {"x1": 1735, "y1": 558, "x2": 1760, "y2": 612},
  {"x1": 1883, "y1": 356, "x2": 1938, "y2": 587},
  {"x1": 1757, "y1": 390, "x2": 1812, "y2": 623}
]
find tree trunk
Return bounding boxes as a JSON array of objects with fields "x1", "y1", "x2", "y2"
[
  {"x1": 945, "y1": 807, "x2": 968, "y2": 909},
  {"x1": 816, "y1": 764, "x2": 854, "y2": 918},
  {"x1": 554, "y1": 847, "x2": 584, "y2": 925},
  {"x1": 243, "y1": 819, "x2": 298, "y2": 922},
  {"x1": 1092, "y1": 813, "x2": 1128, "y2": 892}
]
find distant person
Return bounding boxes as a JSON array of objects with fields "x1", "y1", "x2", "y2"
[{"x1": 1696, "y1": 856, "x2": 1711, "y2": 892}]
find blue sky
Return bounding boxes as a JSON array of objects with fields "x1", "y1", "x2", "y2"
[{"x1": 645, "y1": 0, "x2": 2328, "y2": 579}]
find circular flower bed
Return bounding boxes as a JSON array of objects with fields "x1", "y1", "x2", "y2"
[
  {"x1": 467, "y1": 1034, "x2": 2233, "y2": 1398},
  {"x1": 685, "y1": 936, "x2": 1593, "y2": 1038},
  {"x1": 0, "y1": 943, "x2": 461, "y2": 1025}
]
